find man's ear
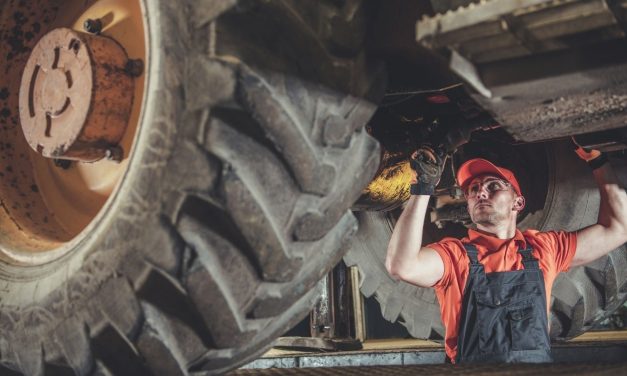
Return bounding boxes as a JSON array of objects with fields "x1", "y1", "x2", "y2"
[{"x1": 513, "y1": 195, "x2": 526, "y2": 212}]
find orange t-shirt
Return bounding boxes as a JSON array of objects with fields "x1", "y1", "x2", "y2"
[{"x1": 426, "y1": 228, "x2": 577, "y2": 362}]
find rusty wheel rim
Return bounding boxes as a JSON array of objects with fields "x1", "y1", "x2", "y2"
[{"x1": 0, "y1": 0, "x2": 146, "y2": 264}]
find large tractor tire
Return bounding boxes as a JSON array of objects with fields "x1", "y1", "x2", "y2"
[
  {"x1": 0, "y1": 1, "x2": 382, "y2": 375},
  {"x1": 345, "y1": 142, "x2": 627, "y2": 341}
]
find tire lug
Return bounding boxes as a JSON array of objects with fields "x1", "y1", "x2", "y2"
[{"x1": 83, "y1": 18, "x2": 103, "y2": 34}]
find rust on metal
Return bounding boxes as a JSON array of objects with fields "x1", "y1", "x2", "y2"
[{"x1": 19, "y1": 27, "x2": 134, "y2": 162}]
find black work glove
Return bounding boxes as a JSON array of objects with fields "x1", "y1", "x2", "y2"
[
  {"x1": 409, "y1": 146, "x2": 446, "y2": 195},
  {"x1": 573, "y1": 137, "x2": 608, "y2": 170}
]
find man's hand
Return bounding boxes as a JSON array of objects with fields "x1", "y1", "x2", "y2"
[
  {"x1": 410, "y1": 146, "x2": 446, "y2": 196},
  {"x1": 573, "y1": 137, "x2": 608, "y2": 170}
]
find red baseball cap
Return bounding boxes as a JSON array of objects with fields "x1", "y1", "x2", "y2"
[{"x1": 457, "y1": 158, "x2": 522, "y2": 196}]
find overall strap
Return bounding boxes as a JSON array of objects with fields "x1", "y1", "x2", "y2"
[
  {"x1": 463, "y1": 243, "x2": 481, "y2": 265},
  {"x1": 518, "y1": 246, "x2": 539, "y2": 270}
]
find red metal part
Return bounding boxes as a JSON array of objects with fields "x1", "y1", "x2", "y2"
[
  {"x1": 19, "y1": 28, "x2": 134, "y2": 162},
  {"x1": 427, "y1": 95, "x2": 450, "y2": 104}
]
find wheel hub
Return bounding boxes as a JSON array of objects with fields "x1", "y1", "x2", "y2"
[
  {"x1": 19, "y1": 27, "x2": 135, "y2": 162},
  {"x1": 41, "y1": 69, "x2": 71, "y2": 116}
]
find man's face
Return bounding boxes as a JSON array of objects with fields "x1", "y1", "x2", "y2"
[{"x1": 465, "y1": 174, "x2": 521, "y2": 226}]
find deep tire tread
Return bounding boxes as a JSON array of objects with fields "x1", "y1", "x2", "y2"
[
  {"x1": 0, "y1": 0, "x2": 381, "y2": 375},
  {"x1": 91, "y1": 325, "x2": 151, "y2": 376}
]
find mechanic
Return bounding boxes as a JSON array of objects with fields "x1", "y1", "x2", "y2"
[{"x1": 385, "y1": 144, "x2": 627, "y2": 364}]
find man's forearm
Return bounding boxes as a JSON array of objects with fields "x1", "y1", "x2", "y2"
[
  {"x1": 385, "y1": 194, "x2": 431, "y2": 277},
  {"x1": 573, "y1": 161, "x2": 627, "y2": 266}
]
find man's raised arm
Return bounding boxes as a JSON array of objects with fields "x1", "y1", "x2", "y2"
[
  {"x1": 572, "y1": 149, "x2": 627, "y2": 267},
  {"x1": 385, "y1": 147, "x2": 446, "y2": 288},
  {"x1": 385, "y1": 195, "x2": 445, "y2": 287}
]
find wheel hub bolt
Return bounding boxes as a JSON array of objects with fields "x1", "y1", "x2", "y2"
[
  {"x1": 104, "y1": 146, "x2": 124, "y2": 162},
  {"x1": 83, "y1": 18, "x2": 102, "y2": 34},
  {"x1": 18, "y1": 28, "x2": 135, "y2": 162},
  {"x1": 125, "y1": 59, "x2": 144, "y2": 77},
  {"x1": 53, "y1": 159, "x2": 72, "y2": 170}
]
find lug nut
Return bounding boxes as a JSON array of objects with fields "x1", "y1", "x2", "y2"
[
  {"x1": 53, "y1": 159, "x2": 72, "y2": 170},
  {"x1": 105, "y1": 146, "x2": 124, "y2": 162},
  {"x1": 83, "y1": 18, "x2": 102, "y2": 34},
  {"x1": 125, "y1": 59, "x2": 144, "y2": 77}
]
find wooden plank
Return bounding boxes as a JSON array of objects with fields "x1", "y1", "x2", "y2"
[
  {"x1": 569, "y1": 330, "x2": 627, "y2": 342},
  {"x1": 362, "y1": 338, "x2": 442, "y2": 350},
  {"x1": 349, "y1": 266, "x2": 366, "y2": 342}
]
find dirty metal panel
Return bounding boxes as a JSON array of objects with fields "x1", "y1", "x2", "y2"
[
  {"x1": 418, "y1": 0, "x2": 550, "y2": 45},
  {"x1": 418, "y1": 0, "x2": 627, "y2": 60},
  {"x1": 300, "y1": 352, "x2": 405, "y2": 368},
  {"x1": 240, "y1": 349, "x2": 446, "y2": 369},
  {"x1": 471, "y1": 44, "x2": 627, "y2": 142},
  {"x1": 238, "y1": 357, "x2": 298, "y2": 370},
  {"x1": 415, "y1": 0, "x2": 627, "y2": 142}
]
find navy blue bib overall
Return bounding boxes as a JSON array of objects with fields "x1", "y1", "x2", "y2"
[{"x1": 455, "y1": 243, "x2": 553, "y2": 363}]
